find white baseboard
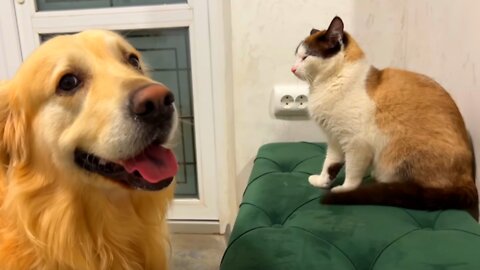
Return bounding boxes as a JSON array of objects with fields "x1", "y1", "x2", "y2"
[{"x1": 168, "y1": 220, "x2": 222, "y2": 234}]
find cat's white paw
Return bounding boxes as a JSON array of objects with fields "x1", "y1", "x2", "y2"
[
  {"x1": 330, "y1": 184, "x2": 358, "y2": 193},
  {"x1": 308, "y1": 174, "x2": 331, "y2": 188}
]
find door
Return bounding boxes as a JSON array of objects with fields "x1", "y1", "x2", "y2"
[{"x1": 12, "y1": 0, "x2": 219, "y2": 222}]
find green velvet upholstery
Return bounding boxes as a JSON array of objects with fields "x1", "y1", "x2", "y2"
[{"x1": 221, "y1": 142, "x2": 480, "y2": 270}]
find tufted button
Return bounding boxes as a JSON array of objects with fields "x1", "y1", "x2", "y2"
[{"x1": 271, "y1": 224, "x2": 283, "y2": 228}]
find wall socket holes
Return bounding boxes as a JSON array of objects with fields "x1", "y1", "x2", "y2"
[
  {"x1": 280, "y1": 95, "x2": 294, "y2": 108},
  {"x1": 271, "y1": 84, "x2": 310, "y2": 118},
  {"x1": 295, "y1": 94, "x2": 308, "y2": 109}
]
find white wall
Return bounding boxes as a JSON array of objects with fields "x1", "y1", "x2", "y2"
[
  {"x1": 0, "y1": 0, "x2": 22, "y2": 80},
  {"x1": 230, "y1": 0, "x2": 480, "y2": 201},
  {"x1": 0, "y1": 28, "x2": 8, "y2": 80}
]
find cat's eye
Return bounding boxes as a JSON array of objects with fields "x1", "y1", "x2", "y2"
[
  {"x1": 57, "y1": 74, "x2": 81, "y2": 95},
  {"x1": 302, "y1": 56, "x2": 308, "y2": 61},
  {"x1": 127, "y1": 54, "x2": 141, "y2": 70}
]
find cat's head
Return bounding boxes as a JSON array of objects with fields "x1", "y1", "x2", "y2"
[{"x1": 292, "y1": 16, "x2": 364, "y2": 83}]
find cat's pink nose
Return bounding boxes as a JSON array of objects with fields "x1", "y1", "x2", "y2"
[{"x1": 291, "y1": 66, "x2": 297, "y2": 73}]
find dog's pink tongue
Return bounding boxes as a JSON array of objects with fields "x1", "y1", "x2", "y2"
[{"x1": 123, "y1": 145, "x2": 178, "y2": 183}]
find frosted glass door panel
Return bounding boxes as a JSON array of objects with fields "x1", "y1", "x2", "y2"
[{"x1": 124, "y1": 28, "x2": 198, "y2": 198}]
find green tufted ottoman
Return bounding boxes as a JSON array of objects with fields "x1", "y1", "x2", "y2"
[{"x1": 220, "y1": 142, "x2": 480, "y2": 270}]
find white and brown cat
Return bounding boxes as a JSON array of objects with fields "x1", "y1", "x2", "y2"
[{"x1": 292, "y1": 16, "x2": 478, "y2": 219}]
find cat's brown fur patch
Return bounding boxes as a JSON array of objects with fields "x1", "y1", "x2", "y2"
[
  {"x1": 323, "y1": 66, "x2": 478, "y2": 219},
  {"x1": 322, "y1": 181, "x2": 479, "y2": 219},
  {"x1": 303, "y1": 16, "x2": 478, "y2": 219},
  {"x1": 327, "y1": 162, "x2": 344, "y2": 180},
  {"x1": 303, "y1": 32, "x2": 364, "y2": 62},
  {"x1": 367, "y1": 68, "x2": 474, "y2": 188},
  {"x1": 303, "y1": 30, "x2": 340, "y2": 59},
  {"x1": 343, "y1": 33, "x2": 364, "y2": 62}
]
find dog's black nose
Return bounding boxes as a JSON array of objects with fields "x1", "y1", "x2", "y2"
[{"x1": 130, "y1": 84, "x2": 174, "y2": 123}]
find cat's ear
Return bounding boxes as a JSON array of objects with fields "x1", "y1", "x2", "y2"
[
  {"x1": 325, "y1": 16, "x2": 344, "y2": 46},
  {"x1": 310, "y1": 28, "x2": 320, "y2": 35}
]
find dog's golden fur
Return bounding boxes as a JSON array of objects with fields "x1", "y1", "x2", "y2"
[{"x1": 0, "y1": 30, "x2": 175, "y2": 269}]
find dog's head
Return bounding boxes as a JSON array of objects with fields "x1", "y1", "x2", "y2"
[{"x1": 0, "y1": 30, "x2": 178, "y2": 191}]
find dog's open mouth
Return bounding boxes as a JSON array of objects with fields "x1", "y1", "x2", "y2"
[{"x1": 74, "y1": 144, "x2": 178, "y2": 191}]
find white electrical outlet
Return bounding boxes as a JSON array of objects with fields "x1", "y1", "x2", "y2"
[{"x1": 271, "y1": 84, "x2": 310, "y2": 118}]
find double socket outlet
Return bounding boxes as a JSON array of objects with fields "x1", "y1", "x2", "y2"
[{"x1": 271, "y1": 84, "x2": 310, "y2": 118}]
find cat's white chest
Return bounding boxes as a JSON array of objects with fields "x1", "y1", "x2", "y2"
[{"x1": 308, "y1": 66, "x2": 378, "y2": 148}]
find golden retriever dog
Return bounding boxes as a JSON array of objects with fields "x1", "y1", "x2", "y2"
[{"x1": 0, "y1": 30, "x2": 179, "y2": 269}]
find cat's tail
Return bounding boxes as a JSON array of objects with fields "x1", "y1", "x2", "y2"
[{"x1": 321, "y1": 181, "x2": 479, "y2": 220}]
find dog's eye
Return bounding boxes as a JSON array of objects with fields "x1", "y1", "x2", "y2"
[
  {"x1": 128, "y1": 54, "x2": 141, "y2": 70},
  {"x1": 57, "y1": 74, "x2": 81, "y2": 94}
]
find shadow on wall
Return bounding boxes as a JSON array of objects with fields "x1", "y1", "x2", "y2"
[{"x1": 235, "y1": 156, "x2": 255, "y2": 204}]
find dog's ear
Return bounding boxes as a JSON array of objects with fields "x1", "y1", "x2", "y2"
[
  {"x1": 0, "y1": 82, "x2": 9, "y2": 165},
  {"x1": 0, "y1": 81, "x2": 28, "y2": 166}
]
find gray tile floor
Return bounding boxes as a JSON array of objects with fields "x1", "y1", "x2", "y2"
[{"x1": 171, "y1": 234, "x2": 227, "y2": 270}]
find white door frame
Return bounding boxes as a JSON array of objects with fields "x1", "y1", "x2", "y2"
[
  {"x1": 9, "y1": 0, "x2": 222, "y2": 223},
  {"x1": 207, "y1": 0, "x2": 237, "y2": 233}
]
